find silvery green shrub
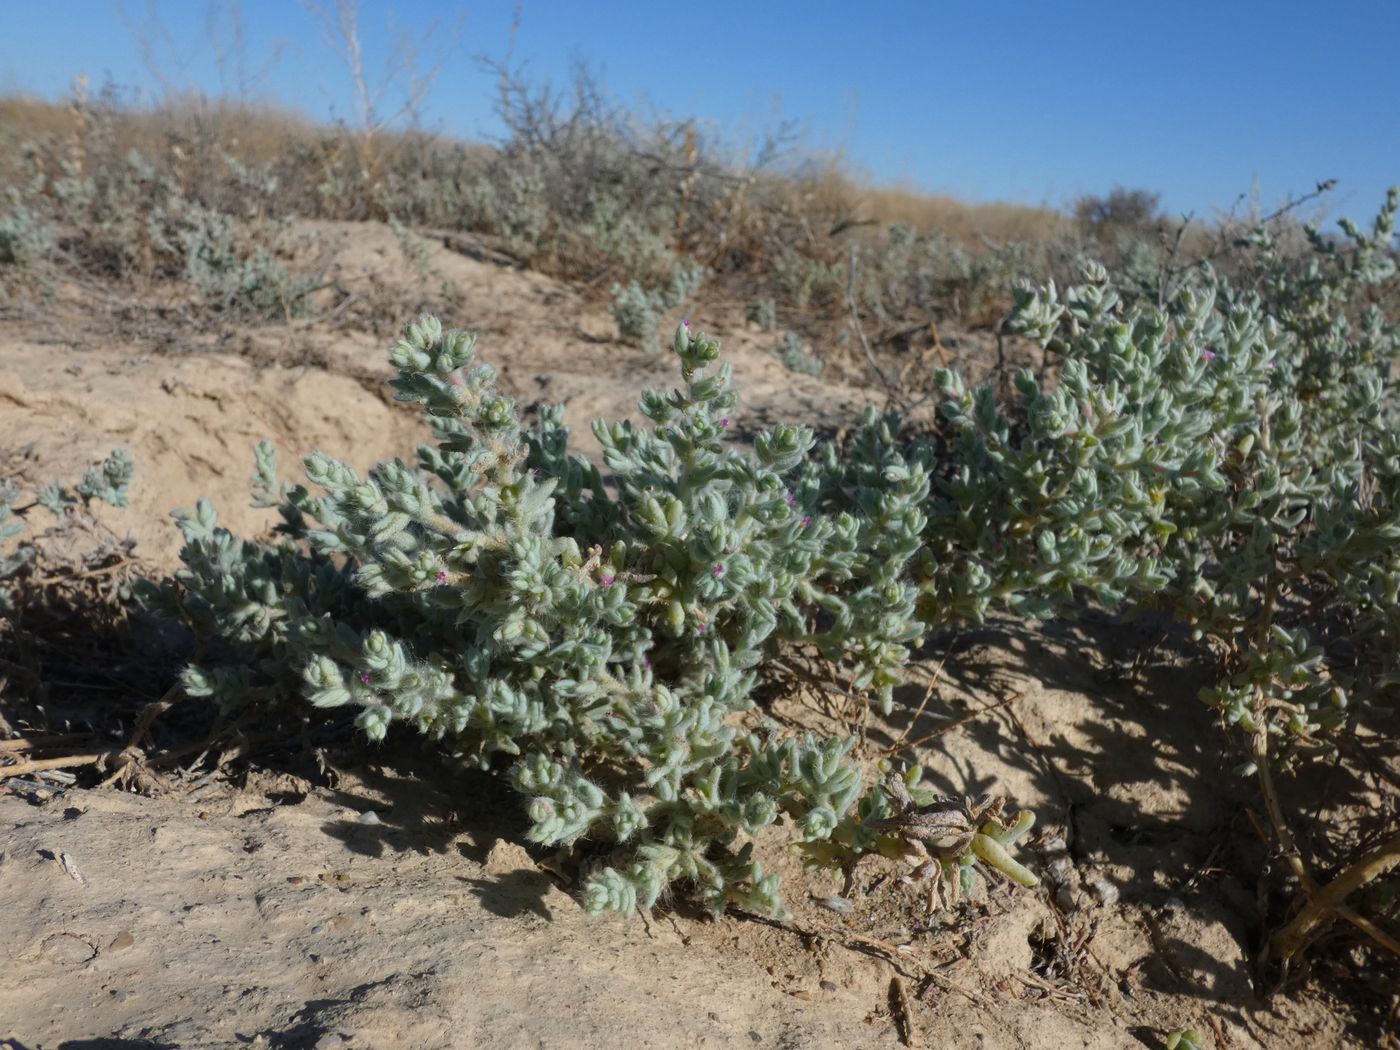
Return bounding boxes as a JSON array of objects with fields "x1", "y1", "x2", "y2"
[
  {"x1": 0, "y1": 204, "x2": 55, "y2": 294},
  {"x1": 608, "y1": 281, "x2": 662, "y2": 347},
  {"x1": 746, "y1": 297, "x2": 778, "y2": 331},
  {"x1": 813, "y1": 189, "x2": 1399, "y2": 760},
  {"x1": 773, "y1": 330, "x2": 823, "y2": 377},
  {"x1": 852, "y1": 225, "x2": 1038, "y2": 327},
  {"x1": 609, "y1": 262, "x2": 706, "y2": 349},
  {"x1": 138, "y1": 187, "x2": 1398, "y2": 920},
  {"x1": 178, "y1": 205, "x2": 313, "y2": 319},
  {"x1": 458, "y1": 165, "x2": 550, "y2": 261},
  {"x1": 577, "y1": 189, "x2": 678, "y2": 281},
  {"x1": 139, "y1": 318, "x2": 935, "y2": 917},
  {"x1": 771, "y1": 247, "x2": 842, "y2": 310},
  {"x1": 0, "y1": 482, "x2": 31, "y2": 602}
]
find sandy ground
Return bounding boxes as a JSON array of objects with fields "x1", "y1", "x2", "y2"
[{"x1": 0, "y1": 223, "x2": 1378, "y2": 1048}]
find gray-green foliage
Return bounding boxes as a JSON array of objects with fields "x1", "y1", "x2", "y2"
[
  {"x1": 141, "y1": 188, "x2": 1399, "y2": 921},
  {"x1": 0, "y1": 481, "x2": 32, "y2": 592},
  {"x1": 0, "y1": 110, "x2": 314, "y2": 319},
  {"x1": 577, "y1": 189, "x2": 679, "y2": 281},
  {"x1": 773, "y1": 330, "x2": 823, "y2": 377},
  {"x1": 457, "y1": 165, "x2": 550, "y2": 260},
  {"x1": 771, "y1": 247, "x2": 842, "y2": 310},
  {"x1": 177, "y1": 204, "x2": 314, "y2": 318},
  {"x1": 609, "y1": 262, "x2": 706, "y2": 348},
  {"x1": 856, "y1": 224, "x2": 1035, "y2": 326},
  {"x1": 0, "y1": 204, "x2": 54, "y2": 270},
  {"x1": 816, "y1": 189, "x2": 1400, "y2": 759},
  {"x1": 746, "y1": 297, "x2": 778, "y2": 331},
  {"x1": 1, "y1": 449, "x2": 134, "y2": 610},
  {"x1": 141, "y1": 318, "x2": 927, "y2": 917},
  {"x1": 608, "y1": 281, "x2": 662, "y2": 347},
  {"x1": 0, "y1": 203, "x2": 55, "y2": 296}
]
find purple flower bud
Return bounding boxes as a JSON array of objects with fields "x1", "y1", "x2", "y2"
[
  {"x1": 720, "y1": 418, "x2": 730, "y2": 429},
  {"x1": 600, "y1": 575, "x2": 614, "y2": 587},
  {"x1": 436, "y1": 570, "x2": 448, "y2": 584},
  {"x1": 682, "y1": 319, "x2": 690, "y2": 327},
  {"x1": 800, "y1": 515, "x2": 811, "y2": 528},
  {"x1": 785, "y1": 491, "x2": 797, "y2": 507},
  {"x1": 713, "y1": 564, "x2": 724, "y2": 577},
  {"x1": 359, "y1": 672, "x2": 371, "y2": 684},
  {"x1": 697, "y1": 623, "x2": 708, "y2": 634},
  {"x1": 1201, "y1": 349, "x2": 1217, "y2": 361},
  {"x1": 531, "y1": 467, "x2": 540, "y2": 476}
]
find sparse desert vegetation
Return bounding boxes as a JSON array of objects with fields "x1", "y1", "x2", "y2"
[{"x1": 1, "y1": 9, "x2": 1398, "y2": 1048}]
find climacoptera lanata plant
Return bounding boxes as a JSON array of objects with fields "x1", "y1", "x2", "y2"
[
  {"x1": 608, "y1": 262, "x2": 706, "y2": 349},
  {"x1": 140, "y1": 317, "x2": 956, "y2": 918},
  {"x1": 990, "y1": 192, "x2": 1400, "y2": 763},
  {"x1": 812, "y1": 189, "x2": 1399, "y2": 766}
]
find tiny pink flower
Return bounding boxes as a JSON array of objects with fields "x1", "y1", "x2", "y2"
[
  {"x1": 682, "y1": 319, "x2": 690, "y2": 327},
  {"x1": 800, "y1": 515, "x2": 811, "y2": 528},
  {"x1": 1201, "y1": 349, "x2": 1216, "y2": 361},
  {"x1": 713, "y1": 564, "x2": 724, "y2": 577},
  {"x1": 359, "y1": 672, "x2": 371, "y2": 684},
  {"x1": 785, "y1": 491, "x2": 797, "y2": 507},
  {"x1": 697, "y1": 623, "x2": 708, "y2": 634},
  {"x1": 642, "y1": 658, "x2": 651, "y2": 668},
  {"x1": 720, "y1": 418, "x2": 730, "y2": 429},
  {"x1": 1267, "y1": 358, "x2": 1277, "y2": 369},
  {"x1": 531, "y1": 467, "x2": 540, "y2": 476},
  {"x1": 600, "y1": 575, "x2": 615, "y2": 587},
  {"x1": 436, "y1": 570, "x2": 448, "y2": 584}
]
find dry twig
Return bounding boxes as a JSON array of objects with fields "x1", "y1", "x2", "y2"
[
  {"x1": 1271, "y1": 831, "x2": 1400, "y2": 962},
  {"x1": 889, "y1": 975, "x2": 920, "y2": 1048}
]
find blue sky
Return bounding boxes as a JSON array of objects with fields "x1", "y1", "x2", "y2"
[{"x1": 3, "y1": 1, "x2": 1397, "y2": 220}]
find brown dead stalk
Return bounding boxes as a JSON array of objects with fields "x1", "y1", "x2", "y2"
[
  {"x1": 1252, "y1": 685, "x2": 1400, "y2": 965},
  {"x1": 1271, "y1": 831, "x2": 1400, "y2": 963}
]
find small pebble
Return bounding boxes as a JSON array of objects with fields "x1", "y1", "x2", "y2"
[
  {"x1": 810, "y1": 895, "x2": 854, "y2": 914},
  {"x1": 1089, "y1": 877, "x2": 1120, "y2": 907},
  {"x1": 59, "y1": 851, "x2": 86, "y2": 884},
  {"x1": 819, "y1": 980, "x2": 837, "y2": 993},
  {"x1": 356, "y1": 810, "x2": 381, "y2": 826},
  {"x1": 107, "y1": 931, "x2": 135, "y2": 953}
]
